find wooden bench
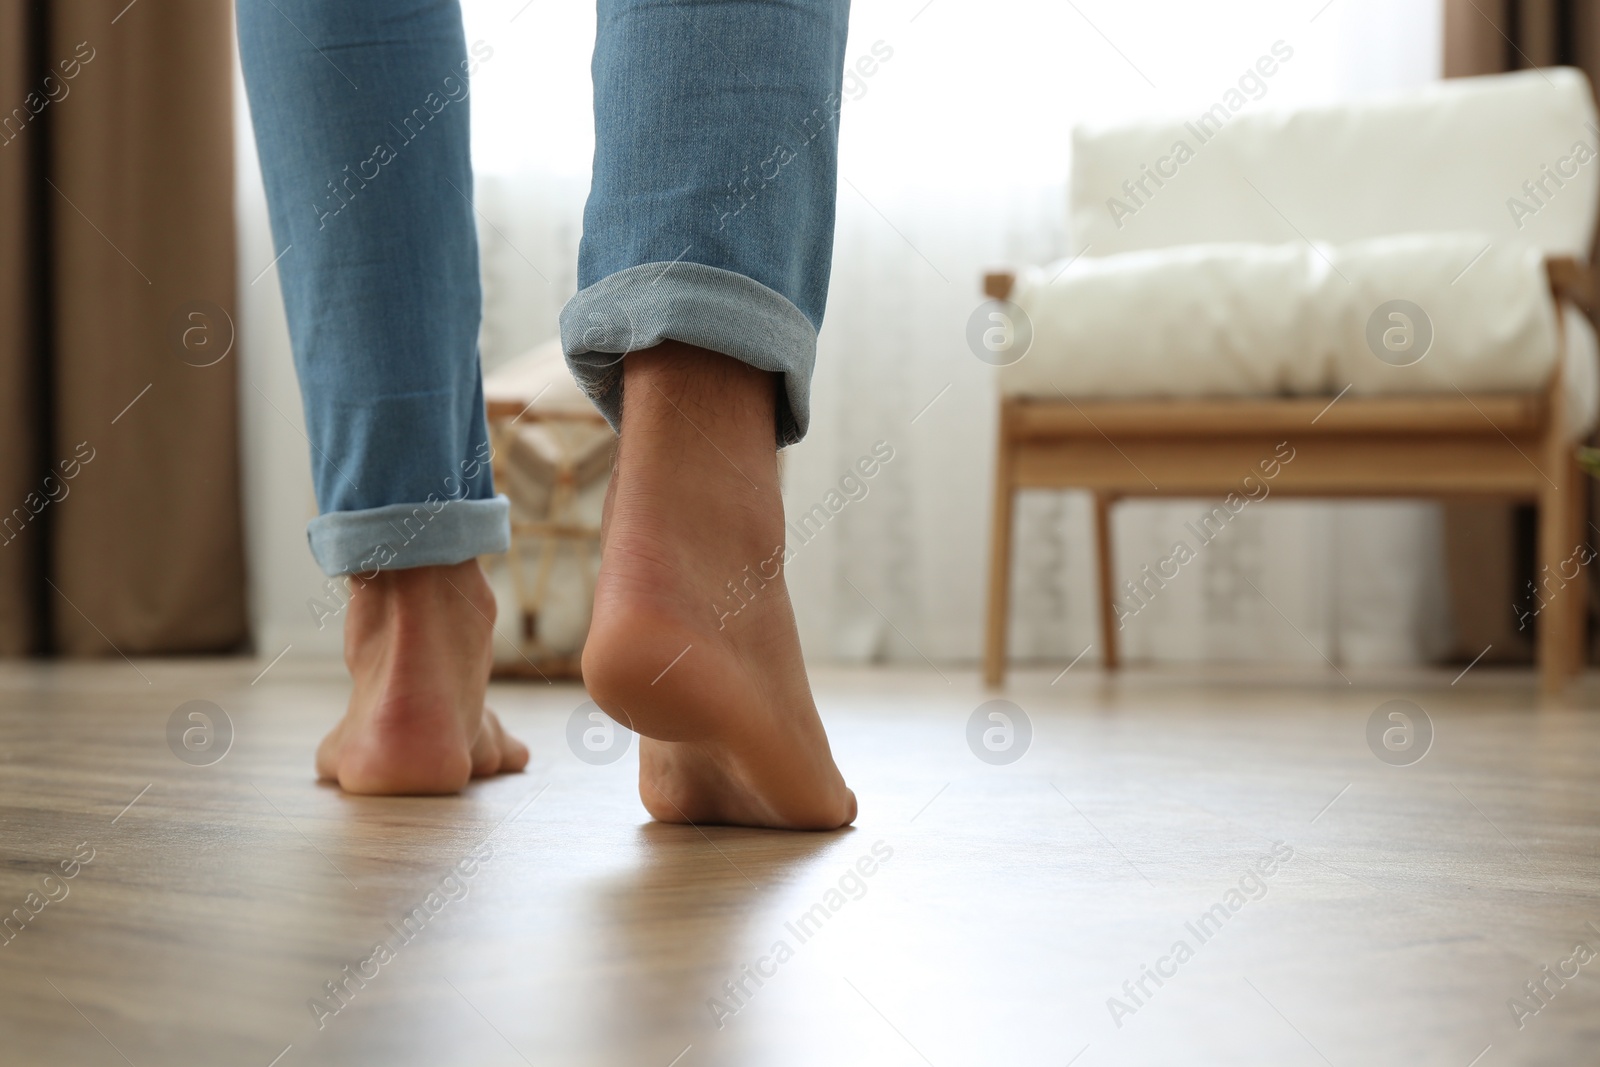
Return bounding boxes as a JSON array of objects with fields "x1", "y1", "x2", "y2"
[{"x1": 983, "y1": 259, "x2": 1596, "y2": 693}]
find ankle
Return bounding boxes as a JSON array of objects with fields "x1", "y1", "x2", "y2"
[
  {"x1": 344, "y1": 560, "x2": 495, "y2": 645},
  {"x1": 622, "y1": 343, "x2": 780, "y2": 450}
]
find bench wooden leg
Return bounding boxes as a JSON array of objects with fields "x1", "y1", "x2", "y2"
[
  {"x1": 984, "y1": 405, "x2": 1016, "y2": 687},
  {"x1": 1538, "y1": 444, "x2": 1587, "y2": 693},
  {"x1": 1094, "y1": 492, "x2": 1120, "y2": 671}
]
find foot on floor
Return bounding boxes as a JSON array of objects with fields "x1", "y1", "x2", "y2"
[
  {"x1": 317, "y1": 558, "x2": 529, "y2": 795},
  {"x1": 581, "y1": 343, "x2": 857, "y2": 831}
]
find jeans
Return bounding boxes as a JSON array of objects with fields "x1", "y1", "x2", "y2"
[{"x1": 237, "y1": 0, "x2": 850, "y2": 576}]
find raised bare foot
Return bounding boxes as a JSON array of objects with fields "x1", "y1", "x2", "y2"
[
  {"x1": 580, "y1": 343, "x2": 856, "y2": 831},
  {"x1": 316, "y1": 558, "x2": 529, "y2": 795}
]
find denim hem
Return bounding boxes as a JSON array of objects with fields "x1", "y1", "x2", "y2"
[
  {"x1": 306, "y1": 495, "x2": 512, "y2": 576},
  {"x1": 558, "y1": 262, "x2": 817, "y2": 445}
]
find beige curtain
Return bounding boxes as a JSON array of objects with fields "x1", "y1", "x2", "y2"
[
  {"x1": 1446, "y1": 0, "x2": 1600, "y2": 84},
  {"x1": 1442, "y1": 0, "x2": 1596, "y2": 664},
  {"x1": 0, "y1": 0, "x2": 245, "y2": 656},
  {"x1": 0, "y1": 1, "x2": 44, "y2": 653}
]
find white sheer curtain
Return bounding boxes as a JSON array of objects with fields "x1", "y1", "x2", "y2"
[{"x1": 453, "y1": 0, "x2": 1450, "y2": 670}]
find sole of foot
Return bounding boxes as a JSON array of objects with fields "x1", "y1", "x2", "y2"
[{"x1": 580, "y1": 343, "x2": 856, "y2": 831}]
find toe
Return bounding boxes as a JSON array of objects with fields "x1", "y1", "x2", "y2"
[
  {"x1": 470, "y1": 709, "x2": 528, "y2": 777},
  {"x1": 469, "y1": 711, "x2": 505, "y2": 778},
  {"x1": 498, "y1": 717, "x2": 530, "y2": 773}
]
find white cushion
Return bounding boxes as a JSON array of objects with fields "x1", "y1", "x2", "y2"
[
  {"x1": 1004, "y1": 233, "x2": 1565, "y2": 409},
  {"x1": 1070, "y1": 69, "x2": 1599, "y2": 259}
]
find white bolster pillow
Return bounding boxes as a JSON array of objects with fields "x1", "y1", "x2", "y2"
[{"x1": 1003, "y1": 233, "x2": 1562, "y2": 404}]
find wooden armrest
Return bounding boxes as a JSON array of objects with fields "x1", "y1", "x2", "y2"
[
  {"x1": 983, "y1": 271, "x2": 1015, "y2": 301},
  {"x1": 1547, "y1": 256, "x2": 1597, "y2": 313}
]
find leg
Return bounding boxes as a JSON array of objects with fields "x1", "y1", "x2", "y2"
[
  {"x1": 984, "y1": 402, "x2": 1016, "y2": 687},
  {"x1": 565, "y1": 0, "x2": 855, "y2": 828},
  {"x1": 237, "y1": 0, "x2": 525, "y2": 792}
]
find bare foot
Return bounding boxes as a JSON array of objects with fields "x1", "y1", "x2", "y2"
[
  {"x1": 316, "y1": 558, "x2": 529, "y2": 795},
  {"x1": 580, "y1": 343, "x2": 856, "y2": 831}
]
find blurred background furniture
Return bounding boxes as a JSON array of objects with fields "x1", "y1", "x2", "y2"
[
  {"x1": 985, "y1": 69, "x2": 1600, "y2": 692},
  {"x1": 482, "y1": 340, "x2": 614, "y2": 680}
]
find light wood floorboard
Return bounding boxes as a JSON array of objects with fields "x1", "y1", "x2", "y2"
[{"x1": 1, "y1": 658, "x2": 1598, "y2": 1065}]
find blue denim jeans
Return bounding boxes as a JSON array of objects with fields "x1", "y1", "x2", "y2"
[{"x1": 238, "y1": 0, "x2": 849, "y2": 576}]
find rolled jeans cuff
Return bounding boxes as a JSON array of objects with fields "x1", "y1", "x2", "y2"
[
  {"x1": 306, "y1": 495, "x2": 512, "y2": 576},
  {"x1": 559, "y1": 262, "x2": 817, "y2": 446}
]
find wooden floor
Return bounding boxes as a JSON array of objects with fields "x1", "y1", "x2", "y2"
[{"x1": 2, "y1": 657, "x2": 1598, "y2": 1066}]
